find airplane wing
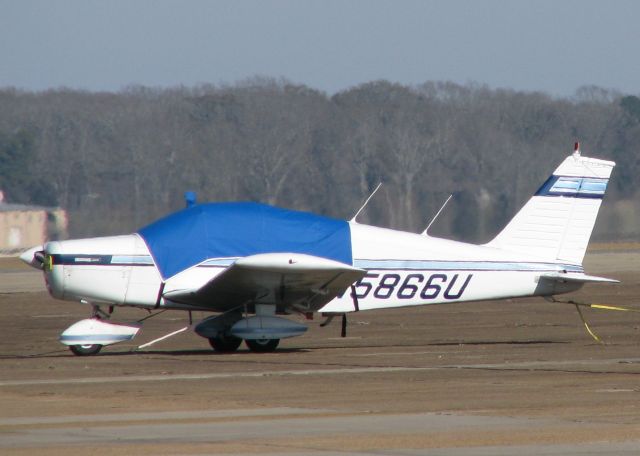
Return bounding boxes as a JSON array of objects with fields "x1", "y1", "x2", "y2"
[{"x1": 163, "y1": 253, "x2": 366, "y2": 313}]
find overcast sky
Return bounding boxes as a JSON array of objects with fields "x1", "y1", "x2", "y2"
[{"x1": 1, "y1": 0, "x2": 639, "y2": 96}]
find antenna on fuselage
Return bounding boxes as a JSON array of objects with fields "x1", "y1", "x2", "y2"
[
  {"x1": 421, "y1": 194, "x2": 453, "y2": 235},
  {"x1": 350, "y1": 182, "x2": 382, "y2": 224}
]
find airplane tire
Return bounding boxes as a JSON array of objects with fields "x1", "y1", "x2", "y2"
[
  {"x1": 208, "y1": 334, "x2": 242, "y2": 353},
  {"x1": 245, "y1": 338, "x2": 280, "y2": 353},
  {"x1": 69, "y1": 344, "x2": 102, "y2": 356}
]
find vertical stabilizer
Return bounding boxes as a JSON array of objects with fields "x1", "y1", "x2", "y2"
[{"x1": 487, "y1": 146, "x2": 615, "y2": 265}]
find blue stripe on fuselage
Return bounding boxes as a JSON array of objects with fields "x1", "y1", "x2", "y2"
[
  {"x1": 51, "y1": 254, "x2": 583, "y2": 274},
  {"x1": 352, "y1": 259, "x2": 583, "y2": 273},
  {"x1": 51, "y1": 254, "x2": 155, "y2": 267}
]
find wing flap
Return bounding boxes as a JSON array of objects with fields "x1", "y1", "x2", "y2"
[{"x1": 163, "y1": 253, "x2": 365, "y2": 312}]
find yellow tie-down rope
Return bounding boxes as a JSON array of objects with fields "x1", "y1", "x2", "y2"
[{"x1": 550, "y1": 298, "x2": 640, "y2": 344}]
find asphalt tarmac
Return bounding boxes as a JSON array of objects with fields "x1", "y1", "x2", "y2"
[{"x1": 1, "y1": 251, "x2": 639, "y2": 455}]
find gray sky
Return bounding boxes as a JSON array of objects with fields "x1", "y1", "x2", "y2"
[{"x1": 1, "y1": 0, "x2": 639, "y2": 96}]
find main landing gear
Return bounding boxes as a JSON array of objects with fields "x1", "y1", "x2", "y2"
[
  {"x1": 208, "y1": 334, "x2": 243, "y2": 353},
  {"x1": 196, "y1": 305, "x2": 301, "y2": 353},
  {"x1": 245, "y1": 338, "x2": 280, "y2": 352},
  {"x1": 228, "y1": 305, "x2": 303, "y2": 352},
  {"x1": 69, "y1": 344, "x2": 103, "y2": 356},
  {"x1": 208, "y1": 336, "x2": 279, "y2": 353}
]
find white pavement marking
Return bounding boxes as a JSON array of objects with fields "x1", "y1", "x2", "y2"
[
  {"x1": 348, "y1": 351, "x2": 462, "y2": 357},
  {"x1": 32, "y1": 314, "x2": 74, "y2": 318},
  {"x1": 209, "y1": 442, "x2": 640, "y2": 456},
  {"x1": 403, "y1": 442, "x2": 640, "y2": 456},
  {"x1": 7, "y1": 412, "x2": 638, "y2": 455},
  {"x1": 0, "y1": 411, "x2": 550, "y2": 448},
  {"x1": 0, "y1": 407, "x2": 332, "y2": 426},
  {"x1": 2, "y1": 357, "x2": 640, "y2": 387},
  {"x1": 0, "y1": 366, "x2": 439, "y2": 387}
]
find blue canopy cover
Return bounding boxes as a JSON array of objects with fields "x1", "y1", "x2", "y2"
[{"x1": 138, "y1": 202, "x2": 353, "y2": 280}]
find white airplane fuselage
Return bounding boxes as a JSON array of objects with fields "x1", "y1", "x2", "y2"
[{"x1": 42, "y1": 223, "x2": 581, "y2": 314}]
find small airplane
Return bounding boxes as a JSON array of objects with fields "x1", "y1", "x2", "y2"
[{"x1": 21, "y1": 143, "x2": 618, "y2": 355}]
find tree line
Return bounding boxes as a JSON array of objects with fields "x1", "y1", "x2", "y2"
[{"x1": 0, "y1": 79, "x2": 638, "y2": 242}]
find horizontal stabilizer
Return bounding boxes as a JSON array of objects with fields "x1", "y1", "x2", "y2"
[{"x1": 540, "y1": 273, "x2": 619, "y2": 284}]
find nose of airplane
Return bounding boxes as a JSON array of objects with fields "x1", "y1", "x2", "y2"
[{"x1": 19, "y1": 245, "x2": 45, "y2": 269}]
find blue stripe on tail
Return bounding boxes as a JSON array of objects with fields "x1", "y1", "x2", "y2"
[{"x1": 535, "y1": 175, "x2": 608, "y2": 199}]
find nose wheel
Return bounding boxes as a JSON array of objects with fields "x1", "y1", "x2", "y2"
[{"x1": 61, "y1": 304, "x2": 141, "y2": 356}]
